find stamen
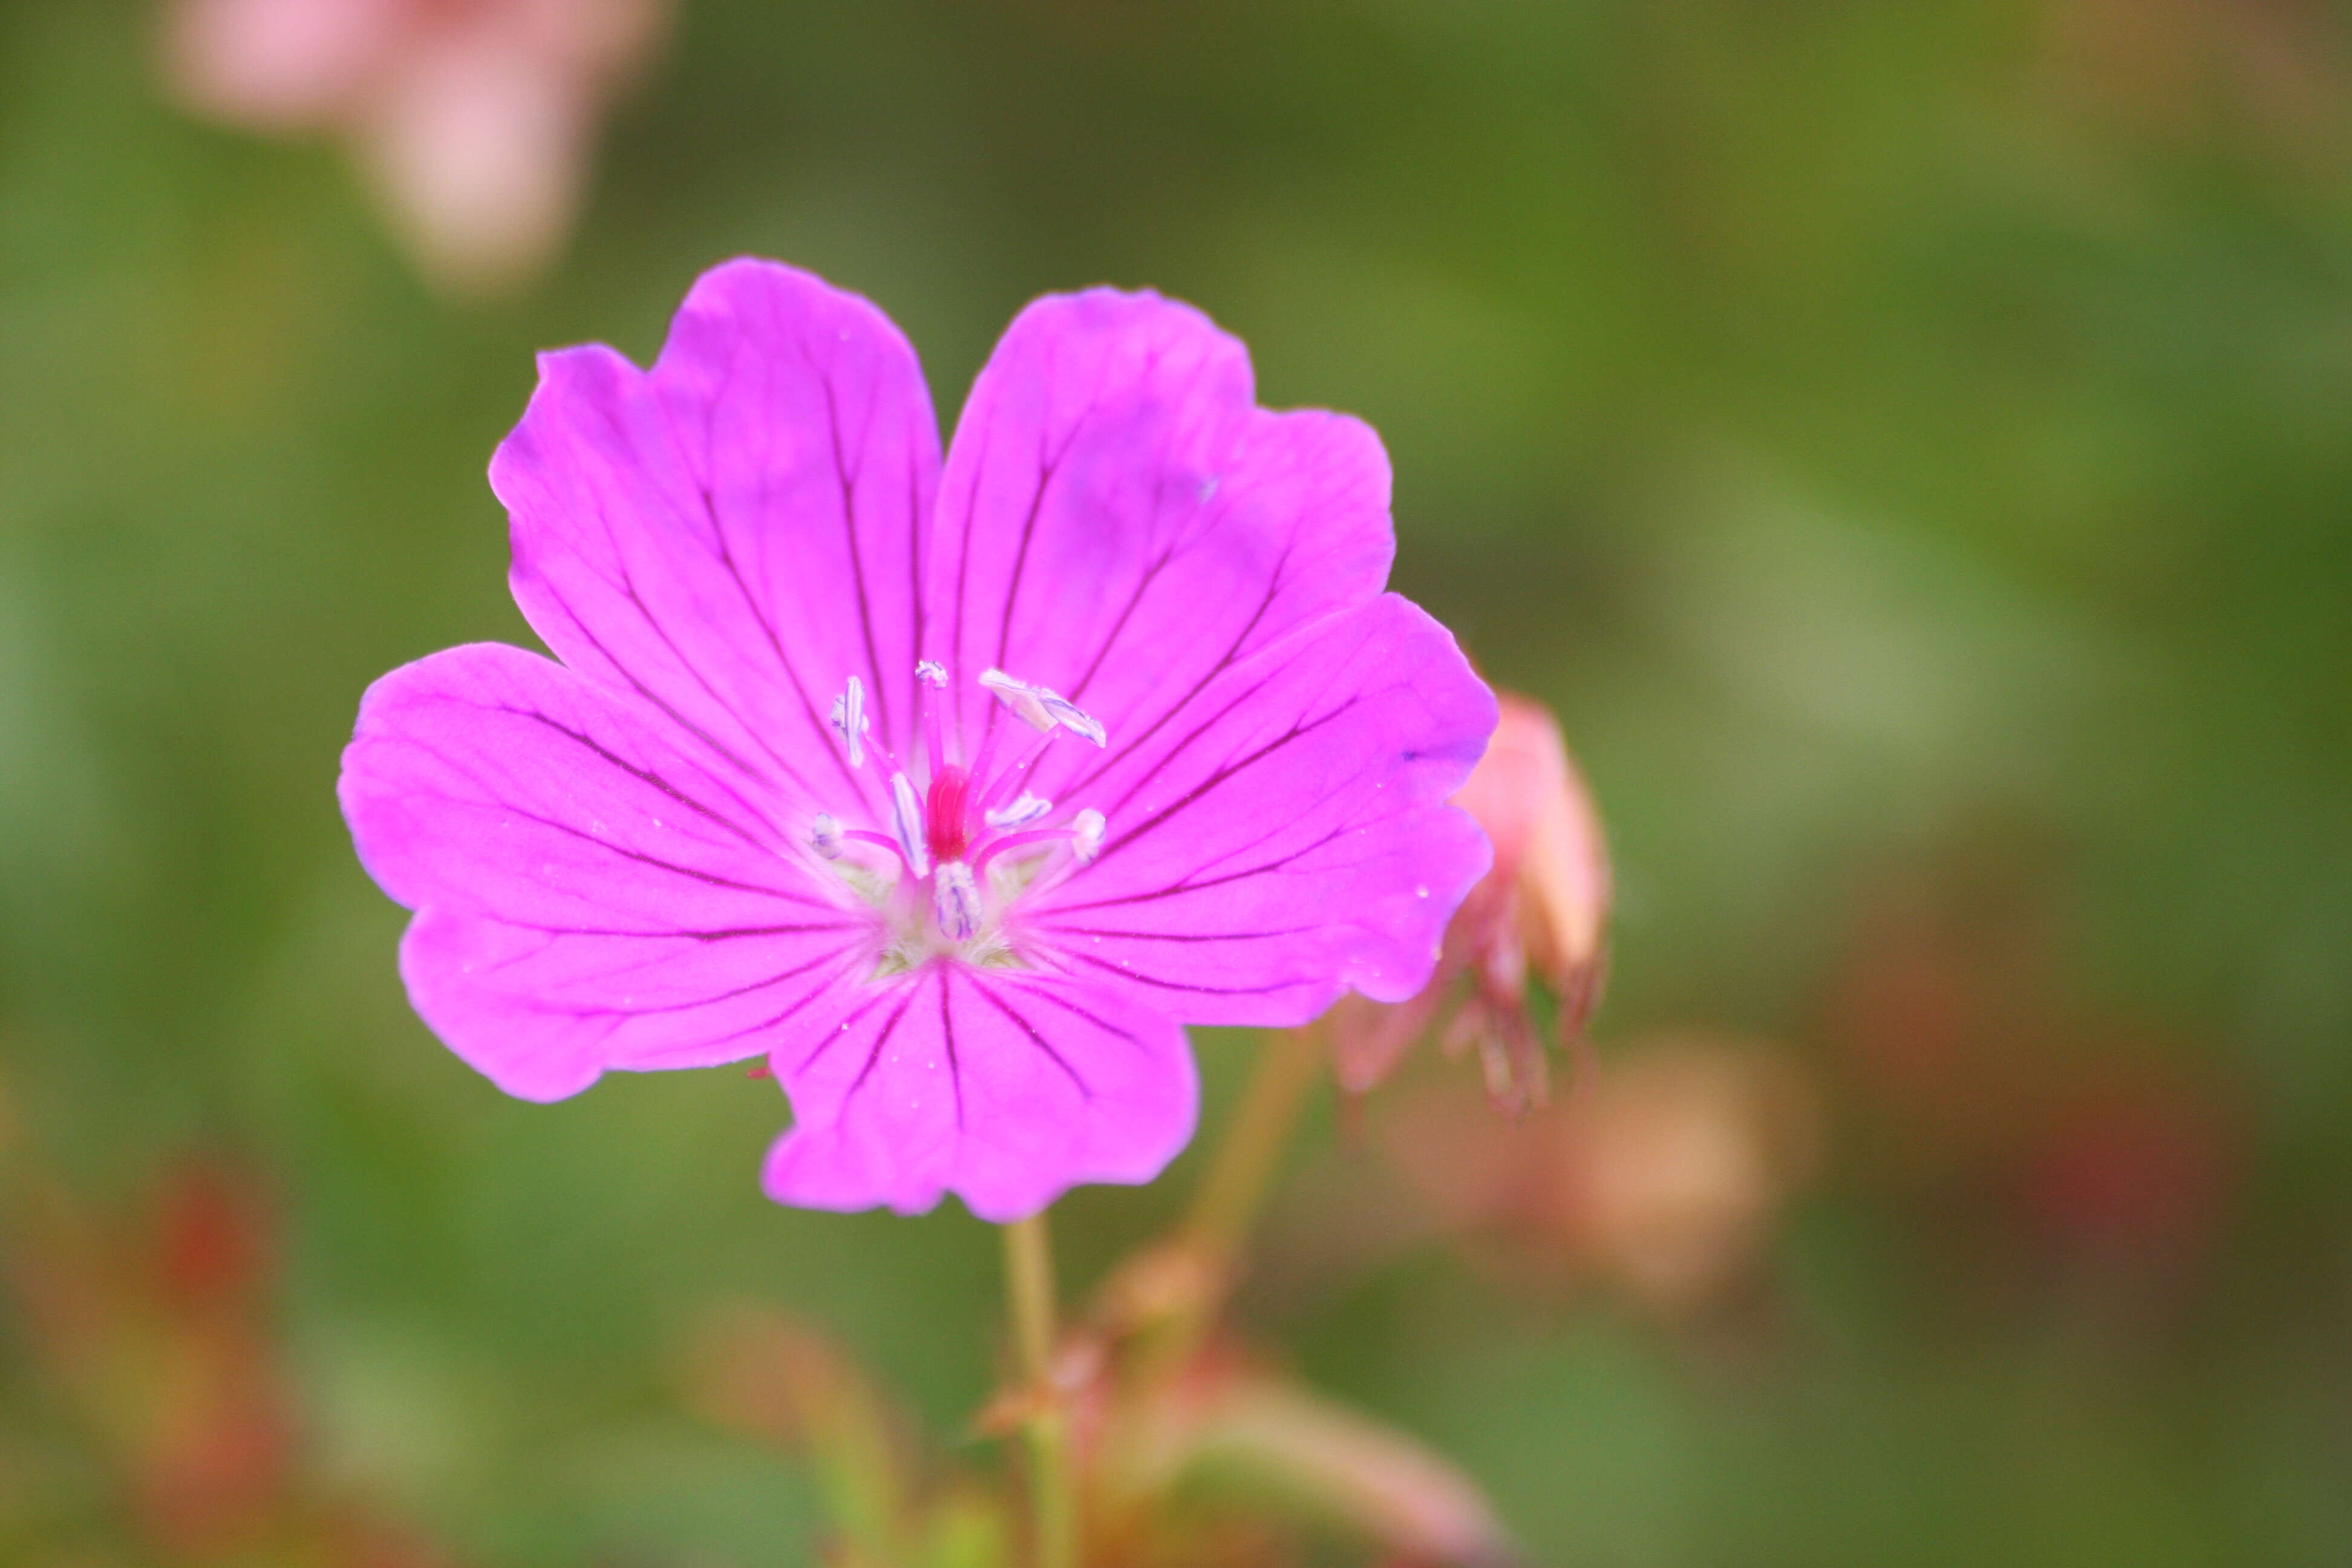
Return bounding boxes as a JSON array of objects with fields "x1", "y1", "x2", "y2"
[
  {"x1": 977, "y1": 727, "x2": 1058, "y2": 816},
  {"x1": 829, "y1": 676, "x2": 869, "y2": 768},
  {"x1": 889, "y1": 773, "x2": 931, "y2": 877},
  {"x1": 978, "y1": 667, "x2": 1108, "y2": 748},
  {"x1": 1037, "y1": 691, "x2": 1106, "y2": 748},
  {"x1": 818, "y1": 665, "x2": 1112, "y2": 930},
  {"x1": 917, "y1": 660, "x2": 949, "y2": 778},
  {"x1": 984, "y1": 792, "x2": 1053, "y2": 830},
  {"x1": 843, "y1": 828, "x2": 907, "y2": 862},
  {"x1": 972, "y1": 826, "x2": 1070, "y2": 875},
  {"x1": 979, "y1": 668, "x2": 1057, "y2": 733},
  {"x1": 933, "y1": 861, "x2": 982, "y2": 941}
]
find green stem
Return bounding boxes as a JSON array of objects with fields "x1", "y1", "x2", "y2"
[
  {"x1": 1004, "y1": 1212, "x2": 1077, "y2": 1568},
  {"x1": 1116, "y1": 1025, "x2": 1329, "y2": 1416},
  {"x1": 1182, "y1": 1024, "x2": 1327, "y2": 1266}
]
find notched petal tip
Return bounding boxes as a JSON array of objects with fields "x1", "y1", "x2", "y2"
[{"x1": 758, "y1": 972, "x2": 1197, "y2": 1223}]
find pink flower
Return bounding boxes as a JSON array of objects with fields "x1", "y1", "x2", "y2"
[
  {"x1": 163, "y1": 0, "x2": 669, "y2": 295},
  {"x1": 338, "y1": 260, "x2": 1495, "y2": 1221}
]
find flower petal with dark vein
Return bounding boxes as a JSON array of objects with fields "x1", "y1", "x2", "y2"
[{"x1": 338, "y1": 258, "x2": 1497, "y2": 1221}]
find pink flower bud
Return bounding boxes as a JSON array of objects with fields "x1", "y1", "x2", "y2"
[
  {"x1": 1451, "y1": 693, "x2": 1611, "y2": 1027},
  {"x1": 1330, "y1": 690, "x2": 1611, "y2": 1111}
]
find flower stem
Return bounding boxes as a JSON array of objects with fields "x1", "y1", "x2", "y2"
[
  {"x1": 1004, "y1": 1212, "x2": 1077, "y2": 1568},
  {"x1": 1119, "y1": 1025, "x2": 1327, "y2": 1403},
  {"x1": 1183, "y1": 1023, "x2": 1327, "y2": 1266}
]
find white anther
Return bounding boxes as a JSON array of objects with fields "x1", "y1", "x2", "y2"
[
  {"x1": 809, "y1": 814, "x2": 844, "y2": 860},
  {"x1": 985, "y1": 792, "x2": 1053, "y2": 830},
  {"x1": 1071, "y1": 808, "x2": 1106, "y2": 863},
  {"x1": 889, "y1": 772, "x2": 931, "y2": 877},
  {"x1": 980, "y1": 667, "x2": 1107, "y2": 747},
  {"x1": 1037, "y1": 691, "x2": 1106, "y2": 748},
  {"x1": 978, "y1": 668, "x2": 1057, "y2": 733},
  {"x1": 915, "y1": 659, "x2": 948, "y2": 687},
  {"x1": 829, "y1": 676, "x2": 869, "y2": 768},
  {"x1": 933, "y1": 861, "x2": 982, "y2": 941}
]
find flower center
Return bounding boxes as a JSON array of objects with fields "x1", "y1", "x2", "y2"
[{"x1": 812, "y1": 663, "x2": 1108, "y2": 962}]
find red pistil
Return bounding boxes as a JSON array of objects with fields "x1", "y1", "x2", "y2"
[{"x1": 925, "y1": 763, "x2": 970, "y2": 864}]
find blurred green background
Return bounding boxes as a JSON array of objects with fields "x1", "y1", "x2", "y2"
[{"x1": 5, "y1": 0, "x2": 2351, "y2": 1563}]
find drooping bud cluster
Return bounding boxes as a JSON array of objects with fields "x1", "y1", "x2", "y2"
[{"x1": 1330, "y1": 691, "x2": 1610, "y2": 1112}]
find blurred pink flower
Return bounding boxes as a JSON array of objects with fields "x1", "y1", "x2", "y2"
[
  {"x1": 163, "y1": 0, "x2": 670, "y2": 295},
  {"x1": 1379, "y1": 1033, "x2": 1821, "y2": 1317}
]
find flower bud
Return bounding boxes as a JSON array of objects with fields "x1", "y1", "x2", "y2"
[
  {"x1": 1328, "y1": 691, "x2": 1611, "y2": 1112},
  {"x1": 1454, "y1": 693, "x2": 1611, "y2": 1030}
]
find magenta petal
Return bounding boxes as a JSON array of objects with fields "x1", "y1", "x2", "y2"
[
  {"x1": 491, "y1": 258, "x2": 941, "y2": 823},
  {"x1": 760, "y1": 965, "x2": 1196, "y2": 1222},
  {"x1": 339, "y1": 642, "x2": 874, "y2": 1101},
  {"x1": 1025, "y1": 594, "x2": 1495, "y2": 1027},
  {"x1": 930, "y1": 289, "x2": 1394, "y2": 802}
]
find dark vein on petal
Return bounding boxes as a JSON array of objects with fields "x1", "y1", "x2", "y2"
[
  {"x1": 533, "y1": 339, "x2": 844, "y2": 817},
  {"x1": 1013, "y1": 981, "x2": 1145, "y2": 1048},
  {"x1": 626, "y1": 359, "x2": 868, "y2": 811},
  {"x1": 503, "y1": 705, "x2": 771, "y2": 851},
  {"x1": 1049, "y1": 819, "x2": 1358, "y2": 911},
  {"x1": 818, "y1": 359, "x2": 892, "y2": 745},
  {"x1": 908, "y1": 445, "x2": 927, "y2": 694},
  {"x1": 1042, "y1": 924, "x2": 1320, "y2": 944},
  {"x1": 710, "y1": 530, "x2": 875, "y2": 809},
  {"x1": 399, "y1": 753, "x2": 820, "y2": 904},
  {"x1": 503, "y1": 944, "x2": 848, "y2": 1022},
  {"x1": 790, "y1": 983, "x2": 896, "y2": 1074},
  {"x1": 1063, "y1": 950, "x2": 1304, "y2": 996},
  {"x1": 1068, "y1": 546, "x2": 1174, "y2": 703},
  {"x1": 991, "y1": 335, "x2": 1097, "y2": 683},
  {"x1": 939, "y1": 966, "x2": 965, "y2": 1131},
  {"x1": 970, "y1": 978, "x2": 1092, "y2": 1100},
  {"x1": 845, "y1": 982, "x2": 923, "y2": 1105},
  {"x1": 472, "y1": 918, "x2": 857, "y2": 941},
  {"x1": 953, "y1": 404, "x2": 1001, "y2": 696},
  {"x1": 541, "y1": 588, "x2": 778, "y2": 809},
  {"x1": 1061, "y1": 551, "x2": 1290, "y2": 803},
  {"x1": 664, "y1": 958, "x2": 854, "y2": 1060},
  {"x1": 580, "y1": 487, "x2": 828, "y2": 799},
  {"x1": 1095, "y1": 663, "x2": 1286, "y2": 826},
  {"x1": 991, "y1": 444, "x2": 1068, "y2": 676}
]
